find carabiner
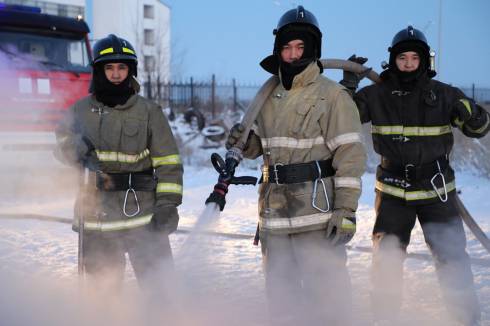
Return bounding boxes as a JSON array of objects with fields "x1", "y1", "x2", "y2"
[
  {"x1": 430, "y1": 160, "x2": 448, "y2": 203},
  {"x1": 123, "y1": 173, "x2": 140, "y2": 217},
  {"x1": 311, "y1": 161, "x2": 330, "y2": 212}
]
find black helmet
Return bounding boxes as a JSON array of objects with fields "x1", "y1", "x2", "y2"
[
  {"x1": 92, "y1": 34, "x2": 137, "y2": 66},
  {"x1": 273, "y1": 5, "x2": 322, "y2": 58},
  {"x1": 389, "y1": 25, "x2": 429, "y2": 54}
]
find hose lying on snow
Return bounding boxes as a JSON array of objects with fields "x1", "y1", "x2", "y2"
[{"x1": 1, "y1": 213, "x2": 488, "y2": 267}]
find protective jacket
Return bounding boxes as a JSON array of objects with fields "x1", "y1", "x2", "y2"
[
  {"x1": 355, "y1": 71, "x2": 490, "y2": 204},
  {"x1": 55, "y1": 94, "x2": 183, "y2": 232},
  {"x1": 244, "y1": 62, "x2": 366, "y2": 235}
]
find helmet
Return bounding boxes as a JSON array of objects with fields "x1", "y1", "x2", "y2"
[
  {"x1": 389, "y1": 25, "x2": 429, "y2": 54},
  {"x1": 92, "y1": 34, "x2": 137, "y2": 66},
  {"x1": 272, "y1": 5, "x2": 322, "y2": 58}
]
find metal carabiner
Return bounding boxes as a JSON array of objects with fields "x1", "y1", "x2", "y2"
[
  {"x1": 430, "y1": 160, "x2": 448, "y2": 203},
  {"x1": 311, "y1": 161, "x2": 330, "y2": 212},
  {"x1": 123, "y1": 173, "x2": 140, "y2": 217}
]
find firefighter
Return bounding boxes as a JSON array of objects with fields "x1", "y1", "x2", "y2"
[
  {"x1": 226, "y1": 6, "x2": 366, "y2": 325},
  {"x1": 340, "y1": 26, "x2": 489, "y2": 325},
  {"x1": 55, "y1": 34, "x2": 183, "y2": 294}
]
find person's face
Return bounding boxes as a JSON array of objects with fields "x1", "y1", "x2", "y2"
[
  {"x1": 104, "y1": 62, "x2": 129, "y2": 84},
  {"x1": 395, "y1": 51, "x2": 420, "y2": 72},
  {"x1": 280, "y1": 39, "x2": 304, "y2": 63}
]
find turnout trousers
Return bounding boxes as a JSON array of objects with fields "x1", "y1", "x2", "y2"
[
  {"x1": 260, "y1": 230, "x2": 352, "y2": 326},
  {"x1": 371, "y1": 192, "x2": 480, "y2": 325},
  {"x1": 83, "y1": 225, "x2": 174, "y2": 297}
]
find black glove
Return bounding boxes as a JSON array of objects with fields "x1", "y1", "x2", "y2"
[
  {"x1": 325, "y1": 208, "x2": 356, "y2": 245},
  {"x1": 451, "y1": 98, "x2": 480, "y2": 128},
  {"x1": 151, "y1": 205, "x2": 179, "y2": 233},
  {"x1": 225, "y1": 123, "x2": 253, "y2": 150},
  {"x1": 339, "y1": 54, "x2": 371, "y2": 91}
]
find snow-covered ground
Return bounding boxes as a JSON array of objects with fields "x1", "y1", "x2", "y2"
[{"x1": 0, "y1": 131, "x2": 489, "y2": 325}]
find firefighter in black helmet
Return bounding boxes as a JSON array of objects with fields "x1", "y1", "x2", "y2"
[
  {"x1": 226, "y1": 6, "x2": 365, "y2": 325},
  {"x1": 55, "y1": 34, "x2": 183, "y2": 297},
  {"x1": 340, "y1": 25, "x2": 489, "y2": 325}
]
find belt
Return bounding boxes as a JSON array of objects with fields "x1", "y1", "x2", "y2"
[
  {"x1": 380, "y1": 156, "x2": 449, "y2": 181},
  {"x1": 96, "y1": 169, "x2": 157, "y2": 191},
  {"x1": 263, "y1": 159, "x2": 335, "y2": 184}
]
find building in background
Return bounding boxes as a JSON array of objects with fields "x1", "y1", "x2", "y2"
[
  {"x1": 88, "y1": 0, "x2": 171, "y2": 87},
  {"x1": 1, "y1": 0, "x2": 171, "y2": 86}
]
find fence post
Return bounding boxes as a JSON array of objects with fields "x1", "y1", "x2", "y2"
[
  {"x1": 233, "y1": 78, "x2": 237, "y2": 112},
  {"x1": 190, "y1": 77, "x2": 194, "y2": 108},
  {"x1": 472, "y1": 83, "x2": 475, "y2": 101},
  {"x1": 157, "y1": 76, "x2": 161, "y2": 102},
  {"x1": 147, "y1": 74, "x2": 152, "y2": 99},
  {"x1": 211, "y1": 74, "x2": 216, "y2": 119}
]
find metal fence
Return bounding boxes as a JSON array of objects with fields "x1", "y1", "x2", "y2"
[
  {"x1": 144, "y1": 76, "x2": 490, "y2": 119},
  {"x1": 143, "y1": 75, "x2": 260, "y2": 119},
  {"x1": 460, "y1": 85, "x2": 490, "y2": 104}
]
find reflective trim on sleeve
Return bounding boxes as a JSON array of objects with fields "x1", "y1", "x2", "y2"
[
  {"x1": 326, "y1": 132, "x2": 362, "y2": 151},
  {"x1": 99, "y1": 47, "x2": 114, "y2": 55},
  {"x1": 334, "y1": 177, "x2": 362, "y2": 190},
  {"x1": 259, "y1": 212, "x2": 332, "y2": 231},
  {"x1": 371, "y1": 125, "x2": 452, "y2": 136},
  {"x1": 152, "y1": 154, "x2": 181, "y2": 167},
  {"x1": 261, "y1": 136, "x2": 324, "y2": 149},
  {"x1": 156, "y1": 182, "x2": 183, "y2": 195},
  {"x1": 96, "y1": 149, "x2": 150, "y2": 163},
  {"x1": 83, "y1": 214, "x2": 153, "y2": 232},
  {"x1": 375, "y1": 180, "x2": 456, "y2": 201}
]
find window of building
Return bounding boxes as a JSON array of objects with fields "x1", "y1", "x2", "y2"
[
  {"x1": 144, "y1": 55, "x2": 155, "y2": 71},
  {"x1": 144, "y1": 29, "x2": 155, "y2": 46},
  {"x1": 143, "y1": 4, "x2": 154, "y2": 19}
]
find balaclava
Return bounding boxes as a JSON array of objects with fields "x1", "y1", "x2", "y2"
[
  {"x1": 389, "y1": 40, "x2": 429, "y2": 87},
  {"x1": 91, "y1": 60, "x2": 136, "y2": 107},
  {"x1": 277, "y1": 27, "x2": 317, "y2": 90}
]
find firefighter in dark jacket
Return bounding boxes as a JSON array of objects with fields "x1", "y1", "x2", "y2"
[
  {"x1": 55, "y1": 34, "x2": 183, "y2": 293},
  {"x1": 341, "y1": 26, "x2": 489, "y2": 325}
]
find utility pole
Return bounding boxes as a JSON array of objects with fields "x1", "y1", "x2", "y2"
[{"x1": 437, "y1": 0, "x2": 443, "y2": 75}]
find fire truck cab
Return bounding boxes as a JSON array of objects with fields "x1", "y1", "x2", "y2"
[{"x1": 0, "y1": 4, "x2": 92, "y2": 131}]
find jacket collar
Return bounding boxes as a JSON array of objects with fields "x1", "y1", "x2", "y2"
[
  {"x1": 279, "y1": 61, "x2": 320, "y2": 90},
  {"x1": 90, "y1": 93, "x2": 138, "y2": 110}
]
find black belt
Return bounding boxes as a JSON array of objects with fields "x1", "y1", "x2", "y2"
[
  {"x1": 96, "y1": 169, "x2": 157, "y2": 191},
  {"x1": 264, "y1": 159, "x2": 335, "y2": 184},
  {"x1": 380, "y1": 156, "x2": 449, "y2": 181}
]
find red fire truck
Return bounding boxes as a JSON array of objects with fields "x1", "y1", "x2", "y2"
[{"x1": 0, "y1": 4, "x2": 92, "y2": 131}]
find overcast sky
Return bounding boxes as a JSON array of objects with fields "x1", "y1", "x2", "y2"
[{"x1": 164, "y1": 0, "x2": 490, "y2": 88}]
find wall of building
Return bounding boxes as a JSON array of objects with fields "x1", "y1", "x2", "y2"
[{"x1": 90, "y1": 0, "x2": 171, "y2": 84}]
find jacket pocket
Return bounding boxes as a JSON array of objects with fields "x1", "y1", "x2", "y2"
[
  {"x1": 122, "y1": 118, "x2": 144, "y2": 153},
  {"x1": 290, "y1": 97, "x2": 323, "y2": 138}
]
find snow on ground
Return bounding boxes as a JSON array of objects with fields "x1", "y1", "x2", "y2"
[{"x1": 0, "y1": 132, "x2": 489, "y2": 325}]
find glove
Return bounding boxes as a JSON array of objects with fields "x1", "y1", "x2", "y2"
[
  {"x1": 225, "y1": 123, "x2": 253, "y2": 150},
  {"x1": 151, "y1": 205, "x2": 179, "y2": 233},
  {"x1": 325, "y1": 208, "x2": 356, "y2": 245},
  {"x1": 83, "y1": 151, "x2": 104, "y2": 172},
  {"x1": 339, "y1": 54, "x2": 371, "y2": 91},
  {"x1": 451, "y1": 98, "x2": 482, "y2": 128}
]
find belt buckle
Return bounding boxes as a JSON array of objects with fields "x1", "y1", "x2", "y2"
[
  {"x1": 404, "y1": 164, "x2": 415, "y2": 181},
  {"x1": 273, "y1": 163, "x2": 284, "y2": 185}
]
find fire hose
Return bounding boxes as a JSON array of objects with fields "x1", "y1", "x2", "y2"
[{"x1": 204, "y1": 58, "x2": 490, "y2": 255}]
